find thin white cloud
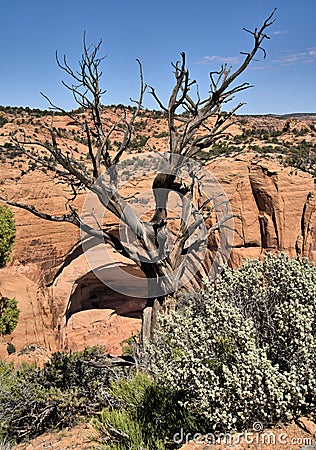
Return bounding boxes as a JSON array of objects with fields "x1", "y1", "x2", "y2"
[
  {"x1": 272, "y1": 47, "x2": 316, "y2": 66},
  {"x1": 195, "y1": 55, "x2": 241, "y2": 65},
  {"x1": 248, "y1": 64, "x2": 273, "y2": 71},
  {"x1": 273, "y1": 30, "x2": 289, "y2": 35},
  {"x1": 196, "y1": 46, "x2": 316, "y2": 71}
]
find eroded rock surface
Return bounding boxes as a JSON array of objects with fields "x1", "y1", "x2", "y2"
[{"x1": 0, "y1": 153, "x2": 315, "y2": 359}]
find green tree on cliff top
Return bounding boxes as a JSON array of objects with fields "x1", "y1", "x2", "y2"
[
  {"x1": 0, "y1": 205, "x2": 19, "y2": 336},
  {"x1": 0, "y1": 205, "x2": 16, "y2": 268}
]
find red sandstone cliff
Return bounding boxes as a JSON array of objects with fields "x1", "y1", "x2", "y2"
[
  {"x1": 0, "y1": 151, "x2": 315, "y2": 362},
  {"x1": 0, "y1": 106, "x2": 316, "y2": 361}
]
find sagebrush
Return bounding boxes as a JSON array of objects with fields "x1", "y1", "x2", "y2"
[
  {"x1": 146, "y1": 253, "x2": 316, "y2": 432},
  {"x1": 0, "y1": 347, "x2": 127, "y2": 443}
]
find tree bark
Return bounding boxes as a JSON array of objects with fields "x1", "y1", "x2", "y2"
[{"x1": 141, "y1": 297, "x2": 162, "y2": 344}]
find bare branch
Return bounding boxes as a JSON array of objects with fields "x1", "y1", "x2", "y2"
[
  {"x1": 40, "y1": 92, "x2": 85, "y2": 128},
  {"x1": 112, "y1": 59, "x2": 147, "y2": 165},
  {"x1": 0, "y1": 195, "x2": 80, "y2": 226},
  {"x1": 148, "y1": 86, "x2": 168, "y2": 112},
  {"x1": 149, "y1": 9, "x2": 276, "y2": 160}
]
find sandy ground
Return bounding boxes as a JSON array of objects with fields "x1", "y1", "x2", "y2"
[{"x1": 11, "y1": 417, "x2": 316, "y2": 450}]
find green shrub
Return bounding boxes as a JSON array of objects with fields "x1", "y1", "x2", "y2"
[
  {"x1": 6, "y1": 343, "x2": 16, "y2": 355},
  {"x1": 0, "y1": 297, "x2": 19, "y2": 336},
  {"x1": 0, "y1": 205, "x2": 16, "y2": 268},
  {"x1": 93, "y1": 371, "x2": 201, "y2": 449},
  {"x1": 0, "y1": 115, "x2": 8, "y2": 128},
  {"x1": 0, "y1": 347, "x2": 124, "y2": 443},
  {"x1": 120, "y1": 335, "x2": 137, "y2": 356},
  {"x1": 146, "y1": 253, "x2": 316, "y2": 433},
  {"x1": 129, "y1": 133, "x2": 149, "y2": 150}
]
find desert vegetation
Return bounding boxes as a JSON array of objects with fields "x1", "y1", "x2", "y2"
[
  {"x1": 0, "y1": 347, "x2": 126, "y2": 443},
  {"x1": 89, "y1": 253, "x2": 316, "y2": 449},
  {"x1": 0, "y1": 254, "x2": 315, "y2": 448},
  {"x1": 0, "y1": 205, "x2": 15, "y2": 268},
  {"x1": 0, "y1": 297, "x2": 19, "y2": 339},
  {"x1": 196, "y1": 119, "x2": 316, "y2": 180},
  {"x1": 0, "y1": 205, "x2": 19, "y2": 346}
]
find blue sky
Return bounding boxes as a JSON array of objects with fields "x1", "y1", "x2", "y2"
[{"x1": 0, "y1": 0, "x2": 315, "y2": 115}]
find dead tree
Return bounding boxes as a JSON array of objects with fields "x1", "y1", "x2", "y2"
[{"x1": 0, "y1": 11, "x2": 276, "y2": 343}]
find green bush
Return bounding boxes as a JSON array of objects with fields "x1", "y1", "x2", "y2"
[
  {"x1": 0, "y1": 297, "x2": 19, "y2": 336},
  {"x1": 0, "y1": 205, "x2": 16, "y2": 268},
  {"x1": 6, "y1": 343, "x2": 16, "y2": 355},
  {"x1": 0, "y1": 347, "x2": 125, "y2": 443},
  {"x1": 146, "y1": 253, "x2": 316, "y2": 433},
  {"x1": 129, "y1": 133, "x2": 149, "y2": 150},
  {"x1": 93, "y1": 371, "x2": 201, "y2": 449},
  {"x1": 0, "y1": 115, "x2": 8, "y2": 128}
]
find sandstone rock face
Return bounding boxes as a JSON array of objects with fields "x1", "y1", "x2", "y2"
[
  {"x1": 209, "y1": 153, "x2": 316, "y2": 264},
  {"x1": 0, "y1": 153, "x2": 315, "y2": 359}
]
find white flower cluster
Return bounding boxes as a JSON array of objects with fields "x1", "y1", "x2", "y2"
[{"x1": 146, "y1": 253, "x2": 316, "y2": 431}]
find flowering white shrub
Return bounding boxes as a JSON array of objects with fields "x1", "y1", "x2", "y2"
[{"x1": 147, "y1": 253, "x2": 316, "y2": 431}]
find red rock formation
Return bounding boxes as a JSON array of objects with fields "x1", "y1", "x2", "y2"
[
  {"x1": 209, "y1": 153, "x2": 316, "y2": 264},
  {"x1": 0, "y1": 153, "x2": 315, "y2": 361}
]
